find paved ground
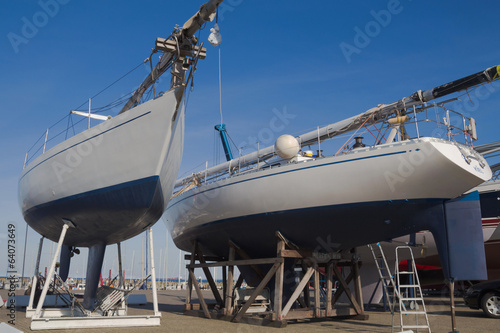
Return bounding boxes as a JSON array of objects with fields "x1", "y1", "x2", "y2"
[{"x1": 1, "y1": 289, "x2": 498, "y2": 332}]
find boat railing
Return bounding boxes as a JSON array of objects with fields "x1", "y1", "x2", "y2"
[
  {"x1": 491, "y1": 163, "x2": 500, "y2": 180},
  {"x1": 21, "y1": 56, "x2": 159, "y2": 170},
  {"x1": 22, "y1": 109, "x2": 111, "y2": 169},
  {"x1": 21, "y1": 87, "x2": 140, "y2": 169},
  {"x1": 173, "y1": 98, "x2": 479, "y2": 192},
  {"x1": 23, "y1": 119, "x2": 70, "y2": 169}
]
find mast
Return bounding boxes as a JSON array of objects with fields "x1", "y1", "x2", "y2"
[
  {"x1": 120, "y1": 0, "x2": 223, "y2": 114},
  {"x1": 175, "y1": 64, "x2": 500, "y2": 187}
]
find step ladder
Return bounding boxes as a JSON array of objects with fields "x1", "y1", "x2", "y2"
[
  {"x1": 394, "y1": 245, "x2": 431, "y2": 333},
  {"x1": 367, "y1": 243, "x2": 399, "y2": 313}
]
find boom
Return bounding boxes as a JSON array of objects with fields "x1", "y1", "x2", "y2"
[{"x1": 175, "y1": 64, "x2": 499, "y2": 187}]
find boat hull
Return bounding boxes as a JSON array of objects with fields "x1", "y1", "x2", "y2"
[
  {"x1": 173, "y1": 198, "x2": 456, "y2": 258},
  {"x1": 19, "y1": 88, "x2": 184, "y2": 246},
  {"x1": 165, "y1": 138, "x2": 491, "y2": 257}
]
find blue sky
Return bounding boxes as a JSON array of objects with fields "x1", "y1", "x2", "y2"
[{"x1": 1, "y1": 0, "x2": 500, "y2": 281}]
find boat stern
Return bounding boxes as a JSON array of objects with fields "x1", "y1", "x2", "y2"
[{"x1": 427, "y1": 138, "x2": 492, "y2": 187}]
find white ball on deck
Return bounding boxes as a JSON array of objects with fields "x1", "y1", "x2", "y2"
[{"x1": 275, "y1": 134, "x2": 300, "y2": 159}]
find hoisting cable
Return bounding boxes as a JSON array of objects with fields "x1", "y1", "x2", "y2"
[
  {"x1": 207, "y1": 9, "x2": 228, "y2": 162},
  {"x1": 216, "y1": 10, "x2": 223, "y2": 127},
  {"x1": 205, "y1": 9, "x2": 224, "y2": 126}
]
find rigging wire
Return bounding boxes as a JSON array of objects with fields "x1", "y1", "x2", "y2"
[
  {"x1": 72, "y1": 61, "x2": 145, "y2": 111},
  {"x1": 65, "y1": 113, "x2": 71, "y2": 140},
  {"x1": 26, "y1": 61, "x2": 145, "y2": 161},
  {"x1": 69, "y1": 113, "x2": 76, "y2": 136},
  {"x1": 334, "y1": 107, "x2": 379, "y2": 156},
  {"x1": 72, "y1": 93, "x2": 134, "y2": 113},
  {"x1": 25, "y1": 131, "x2": 47, "y2": 156},
  {"x1": 224, "y1": 130, "x2": 239, "y2": 156}
]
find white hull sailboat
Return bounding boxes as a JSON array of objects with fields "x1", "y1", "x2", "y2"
[
  {"x1": 167, "y1": 137, "x2": 490, "y2": 256},
  {"x1": 19, "y1": 87, "x2": 184, "y2": 246},
  {"x1": 165, "y1": 65, "x2": 499, "y2": 291},
  {"x1": 18, "y1": 0, "x2": 223, "y2": 311}
]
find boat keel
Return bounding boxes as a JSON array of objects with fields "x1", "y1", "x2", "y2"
[
  {"x1": 58, "y1": 245, "x2": 72, "y2": 282},
  {"x1": 82, "y1": 243, "x2": 106, "y2": 310},
  {"x1": 430, "y1": 191, "x2": 487, "y2": 281}
]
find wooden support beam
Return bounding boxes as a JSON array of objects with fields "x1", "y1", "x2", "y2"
[
  {"x1": 280, "y1": 249, "x2": 342, "y2": 261},
  {"x1": 285, "y1": 308, "x2": 363, "y2": 320},
  {"x1": 222, "y1": 266, "x2": 227, "y2": 308},
  {"x1": 276, "y1": 230, "x2": 299, "y2": 250},
  {"x1": 302, "y1": 263, "x2": 311, "y2": 308},
  {"x1": 279, "y1": 249, "x2": 305, "y2": 258},
  {"x1": 332, "y1": 264, "x2": 362, "y2": 314},
  {"x1": 181, "y1": 244, "x2": 371, "y2": 325},
  {"x1": 234, "y1": 274, "x2": 244, "y2": 290},
  {"x1": 314, "y1": 266, "x2": 321, "y2": 318},
  {"x1": 194, "y1": 245, "x2": 224, "y2": 307},
  {"x1": 188, "y1": 257, "x2": 282, "y2": 269},
  {"x1": 225, "y1": 245, "x2": 235, "y2": 315},
  {"x1": 233, "y1": 262, "x2": 281, "y2": 323},
  {"x1": 297, "y1": 296, "x2": 307, "y2": 308},
  {"x1": 331, "y1": 268, "x2": 354, "y2": 307},
  {"x1": 185, "y1": 255, "x2": 222, "y2": 261},
  {"x1": 186, "y1": 241, "x2": 197, "y2": 307},
  {"x1": 335, "y1": 260, "x2": 363, "y2": 268},
  {"x1": 281, "y1": 266, "x2": 314, "y2": 319},
  {"x1": 283, "y1": 309, "x2": 314, "y2": 320},
  {"x1": 273, "y1": 238, "x2": 285, "y2": 321},
  {"x1": 229, "y1": 240, "x2": 266, "y2": 282},
  {"x1": 351, "y1": 251, "x2": 364, "y2": 315},
  {"x1": 326, "y1": 260, "x2": 333, "y2": 317},
  {"x1": 188, "y1": 269, "x2": 211, "y2": 319}
]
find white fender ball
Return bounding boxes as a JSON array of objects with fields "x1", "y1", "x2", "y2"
[{"x1": 275, "y1": 134, "x2": 300, "y2": 159}]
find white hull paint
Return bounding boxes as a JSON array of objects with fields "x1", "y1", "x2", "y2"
[
  {"x1": 19, "y1": 88, "x2": 184, "y2": 246},
  {"x1": 166, "y1": 137, "x2": 491, "y2": 251}
]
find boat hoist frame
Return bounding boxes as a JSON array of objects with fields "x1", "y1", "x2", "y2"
[
  {"x1": 184, "y1": 231, "x2": 368, "y2": 327},
  {"x1": 27, "y1": 222, "x2": 161, "y2": 330}
]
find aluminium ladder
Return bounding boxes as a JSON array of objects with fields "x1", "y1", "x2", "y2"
[
  {"x1": 367, "y1": 243, "x2": 399, "y2": 313},
  {"x1": 395, "y1": 245, "x2": 431, "y2": 333}
]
